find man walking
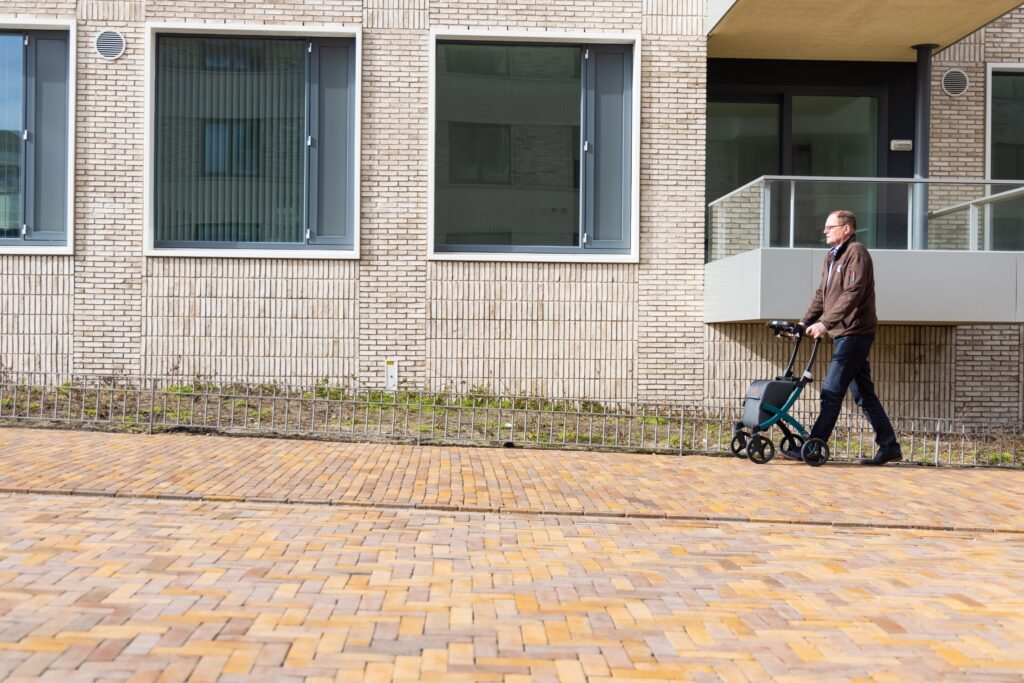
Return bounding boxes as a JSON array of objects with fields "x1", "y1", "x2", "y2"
[{"x1": 790, "y1": 210, "x2": 902, "y2": 466}]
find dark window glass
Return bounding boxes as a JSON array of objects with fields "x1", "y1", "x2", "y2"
[
  {"x1": 154, "y1": 35, "x2": 355, "y2": 250},
  {"x1": 990, "y1": 72, "x2": 1024, "y2": 250},
  {"x1": 0, "y1": 34, "x2": 23, "y2": 240},
  {"x1": 705, "y1": 101, "x2": 779, "y2": 208},
  {"x1": 202, "y1": 120, "x2": 260, "y2": 177},
  {"x1": 449, "y1": 123, "x2": 511, "y2": 184},
  {"x1": 435, "y1": 42, "x2": 631, "y2": 252},
  {"x1": 790, "y1": 96, "x2": 878, "y2": 248}
]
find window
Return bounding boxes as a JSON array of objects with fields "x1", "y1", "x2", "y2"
[
  {"x1": 202, "y1": 120, "x2": 260, "y2": 177},
  {"x1": 989, "y1": 70, "x2": 1024, "y2": 251},
  {"x1": 434, "y1": 41, "x2": 633, "y2": 254},
  {"x1": 0, "y1": 30, "x2": 70, "y2": 246},
  {"x1": 153, "y1": 35, "x2": 356, "y2": 250}
]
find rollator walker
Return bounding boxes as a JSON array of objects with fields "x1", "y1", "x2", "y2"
[{"x1": 730, "y1": 321, "x2": 831, "y2": 466}]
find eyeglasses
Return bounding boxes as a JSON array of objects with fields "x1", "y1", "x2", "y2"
[{"x1": 823, "y1": 224, "x2": 847, "y2": 231}]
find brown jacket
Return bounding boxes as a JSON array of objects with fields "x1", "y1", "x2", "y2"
[{"x1": 801, "y1": 238, "x2": 878, "y2": 337}]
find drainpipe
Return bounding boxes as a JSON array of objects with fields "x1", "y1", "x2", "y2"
[{"x1": 912, "y1": 43, "x2": 938, "y2": 249}]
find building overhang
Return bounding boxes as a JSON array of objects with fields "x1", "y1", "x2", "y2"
[
  {"x1": 707, "y1": 0, "x2": 1021, "y2": 62},
  {"x1": 705, "y1": 249, "x2": 1024, "y2": 325}
]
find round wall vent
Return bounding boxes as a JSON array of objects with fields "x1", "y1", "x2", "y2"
[
  {"x1": 942, "y1": 69, "x2": 969, "y2": 97},
  {"x1": 95, "y1": 30, "x2": 126, "y2": 60}
]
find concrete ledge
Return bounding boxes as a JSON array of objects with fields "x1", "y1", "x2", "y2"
[{"x1": 705, "y1": 248, "x2": 1024, "y2": 324}]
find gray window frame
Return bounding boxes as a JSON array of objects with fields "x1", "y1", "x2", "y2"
[
  {"x1": 434, "y1": 41, "x2": 634, "y2": 255},
  {"x1": 0, "y1": 29, "x2": 70, "y2": 247},
  {"x1": 152, "y1": 34, "x2": 356, "y2": 251}
]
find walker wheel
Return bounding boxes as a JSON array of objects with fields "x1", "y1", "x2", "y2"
[
  {"x1": 730, "y1": 432, "x2": 750, "y2": 458},
  {"x1": 801, "y1": 438, "x2": 830, "y2": 467},
  {"x1": 747, "y1": 435, "x2": 775, "y2": 464},
  {"x1": 779, "y1": 434, "x2": 805, "y2": 456}
]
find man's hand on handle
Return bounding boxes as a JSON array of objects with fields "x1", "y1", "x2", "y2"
[{"x1": 805, "y1": 322, "x2": 828, "y2": 339}]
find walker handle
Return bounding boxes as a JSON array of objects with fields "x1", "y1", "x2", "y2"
[{"x1": 767, "y1": 320, "x2": 804, "y2": 338}]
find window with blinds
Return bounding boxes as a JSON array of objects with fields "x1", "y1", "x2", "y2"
[{"x1": 153, "y1": 35, "x2": 355, "y2": 251}]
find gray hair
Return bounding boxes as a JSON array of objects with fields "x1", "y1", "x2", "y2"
[{"x1": 830, "y1": 210, "x2": 857, "y2": 232}]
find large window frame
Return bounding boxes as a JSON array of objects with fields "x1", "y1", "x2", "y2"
[
  {"x1": 428, "y1": 29, "x2": 641, "y2": 264},
  {"x1": 985, "y1": 63, "x2": 1024, "y2": 182},
  {"x1": 144, "y1": 23, "x2": 361, "y2": 259},
  {"x1": 985, "y1": 63, "x2": 1024, "y2": 252},
  {"x1": 0, "y1": 18, "x2": 75, "y2": 255}
]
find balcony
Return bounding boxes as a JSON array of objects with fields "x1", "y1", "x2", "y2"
[{"x1": 704, "y1": 176, "x2": 1024, "y2": 324}]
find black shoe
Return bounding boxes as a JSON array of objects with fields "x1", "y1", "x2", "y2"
[
  {"x1": 780, "y1": 448, "x2": 803, "y2": 461},
  {"x1": 861, "y1": 449, "x2": 903, "y2": 466}
]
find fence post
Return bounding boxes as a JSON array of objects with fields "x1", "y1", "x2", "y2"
[
  {"x1": 678, "y1": 405, "x2": 685, "y2": 455},
  {"x1": 148, "y1": 378, "x2": 156, "y2": 434},
  {"x1": 934, "y1": 418, "x2": 941, "y2": 466}
]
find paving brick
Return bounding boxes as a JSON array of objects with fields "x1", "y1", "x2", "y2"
[
  {"x1": 0, "y1": 427, "x2": 1023, "y2": 679},
  {"x1": 1, "y1": 428, "x2": 1024, "y2": 532}
]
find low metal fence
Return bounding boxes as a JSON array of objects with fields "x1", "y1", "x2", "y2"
[{"x1": 0, "y1": 372, "x2": 1021, "y2": 468}]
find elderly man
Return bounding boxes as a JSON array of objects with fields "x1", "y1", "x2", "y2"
[{"x1": 790, "y1": 210, "x2": 902, "y2": 466}]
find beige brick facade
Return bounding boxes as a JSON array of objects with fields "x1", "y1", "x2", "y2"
[
  {"x1": 0, "y1": 1, "x2": 1021, "y2": 424},
  {"x1": 930, "y1": 7, "x2": 1024, "y2": 423},
  {"x1": 0, "y1": 0, "x2": 705, "y2": 402}
]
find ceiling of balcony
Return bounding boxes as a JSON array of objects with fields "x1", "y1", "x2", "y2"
[{"x1": 707, "y1": 0, "x2": 1022, "y2": 62}]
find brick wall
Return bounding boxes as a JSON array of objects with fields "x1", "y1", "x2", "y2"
[
  {"x1": 426, "y1": 262, "x2": 638, "y2": 398},
  {"x1": 0, "y1": 257, "x2": 74, "y2": 376},
  {"x1": 705, "y1": 324, "x2": 957, "y2": 420},
  {"x1": 1, "y1": 0, "x2": 1020, "y2": 420},
  {"x1": 357, "y1": 22, "x2": 429, "y2": 391},
  {"x1": 0, "y1": 0, "x2": 707, "y2": 402},
  {"x1": 636, "y1": 25, "x2": 707, "y2": 402},
  {"x1": 953, "y1": 325, "x2": 1024, "y2": 423},
  {"x1": 72, "y1": 19, "x2": 146, "y2": 376},
  {"x1": 930, "y1": 6, "x2": 1024, "y2": 423},
  {"x1": 142, "y1": 259, "x2": 360, "y2": 383}
]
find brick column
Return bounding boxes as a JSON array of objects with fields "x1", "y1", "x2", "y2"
[
  {"x1": 357, "y1": 5, "x2": 429, "y2": 390},
  {"x1": 635, "y1": 6, "x2": 707, "y2": 402},
  {"x1": 72, "y1": 7, "x2": 146, "y2": 375}
]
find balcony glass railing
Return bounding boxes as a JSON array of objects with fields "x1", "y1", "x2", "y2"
[{"x1": 707, "y1": 176, "x2": 1024, "y2": 261}]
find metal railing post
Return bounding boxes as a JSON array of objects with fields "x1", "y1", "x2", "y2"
[
  {"x1": 761, "y1": 180, "x2": 772, "y2": 249},
  {"x1": 789, "y1": 179, "x2": 796, "y2": 248},
  {"x1": 906, "y1": 183, "x2": 914, "y2": 249},
  {"x1": 969, "y1": 203, "x2": 979, "y2": 251}
]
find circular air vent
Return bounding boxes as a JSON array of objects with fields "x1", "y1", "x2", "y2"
[
  {"x1": 95, "y1": 30, "x2": 126, "y2": 60},
  {"x1": 942, "y1": 68, "x2": 969, "y2": 97}
]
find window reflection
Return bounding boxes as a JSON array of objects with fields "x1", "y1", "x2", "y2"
[{"x1": 0, "y1": 34, "x2": 23, "y2": 239}]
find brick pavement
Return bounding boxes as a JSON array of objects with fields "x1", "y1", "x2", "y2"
[
  {"x1": 2, "y1": 495, "x2": 1024, "y2": 682},
  {"x1": 0, "y1": 427, "x2": 1023, "y2": 681},
  {"x1": 1, "y1": 428, "x2": 1023, "y2": 532}
]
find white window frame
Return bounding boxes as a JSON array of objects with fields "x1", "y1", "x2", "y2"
[
  {"x1": 984, "y1": 63, "x2": 1024, "y2": 182},
  {"x1": 428, "y1": 28, "x2": 641, "y2": 264},
  {"x1": 143, "y1": 22, "x2": 362, "y2": 259},
  {"x1": 0, "y1": 17, "x2": 76, "y2": 256},
  {"x1": 984, "y1": 63, "x2": 1024, "y2": 251}
]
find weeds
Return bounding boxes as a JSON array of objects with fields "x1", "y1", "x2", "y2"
[{"x1": 0, "y1": 375, "x2": 1021, "y2": 466}]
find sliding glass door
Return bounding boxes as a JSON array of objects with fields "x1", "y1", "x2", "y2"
[
  {"x1": 706, "y1": 92, "x2": 882, "y2": 252},
  {"x1": 790, "y1": 95, "x2": 878, "y2": 247}
]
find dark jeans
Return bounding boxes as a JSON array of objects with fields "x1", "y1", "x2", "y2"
[{"x1": 809, "y1": 333, "x2": 900, "y2": 452}]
